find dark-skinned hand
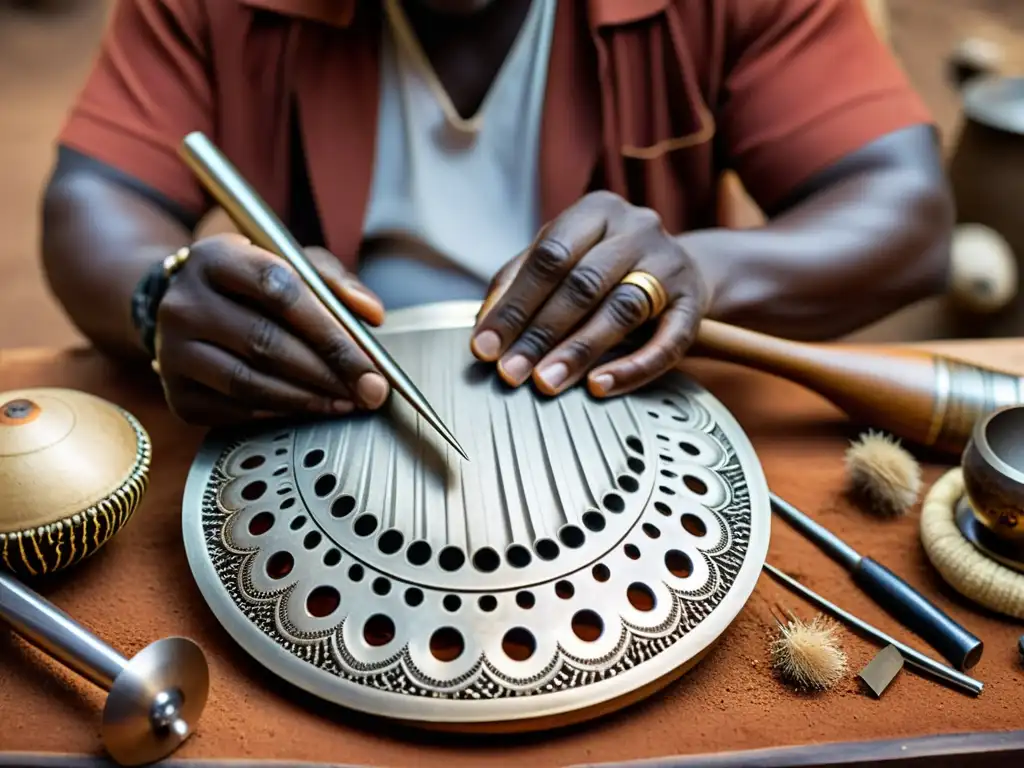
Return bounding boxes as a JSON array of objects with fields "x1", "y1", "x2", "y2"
[
  {"x1": 154, "y1": 233, "x2": 391, "y2": 425},
  {"x1": 470, "y1": 191, "x2": 711, "y2": 397}
]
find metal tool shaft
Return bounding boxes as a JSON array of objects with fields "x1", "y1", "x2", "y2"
[
  {"x1": 770, "y1": 492, "x2": 983, "y2": 671},
  {"x1": 763, "y1": 563, "x2": 983, "y2": 696},
  {"x1": 0, "y1": 570, "x2": 125, "y2": 689},
  {"x1": 179, "y1": 131, "x2": 468, "y2": 461},
  {"x1": 770, "y1": 493, "x2": 861, "y2": 569},
  {"x1": 0, "y1": 571, "x2": 208, "y2": 766}
]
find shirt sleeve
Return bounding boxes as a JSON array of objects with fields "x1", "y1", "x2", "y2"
[
  {"x1": 58, "y1": 0, "x2": 214, "y2": 218},
  {"x1": 718, "y1": 0, "x2": 934, "y2": 214}
]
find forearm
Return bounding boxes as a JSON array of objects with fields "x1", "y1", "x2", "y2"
[
  {"x1": 683, "y1": 166, "x2": 953, "y2": 341},
  {"x1": 41, "y1": 171, "x2": 192, "y2": 359}
]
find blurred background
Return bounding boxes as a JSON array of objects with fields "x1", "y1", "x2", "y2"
[{"x1": 1, "y1": 0, "x2": 1023, "y2": 349}]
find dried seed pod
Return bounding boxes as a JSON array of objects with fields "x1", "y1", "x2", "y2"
[
  {"x1": 845, "y1": 431, "x2": 922, "y2": 518},
  {"x1": 770, "y1": 613, "x2": 848, "y2": 691}
]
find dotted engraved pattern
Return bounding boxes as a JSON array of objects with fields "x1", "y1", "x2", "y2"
[{"x1": 197, "y1": 385, "x2": 753, "y2": 701}]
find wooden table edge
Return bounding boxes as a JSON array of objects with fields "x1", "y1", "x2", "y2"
[{"x1": 2, "y1": 730, "x2": 1023, "y2": 768}]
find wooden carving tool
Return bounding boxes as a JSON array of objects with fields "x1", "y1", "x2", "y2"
[{"x1": 693, "y1": 320, "x2": 1024, "y2": 456}]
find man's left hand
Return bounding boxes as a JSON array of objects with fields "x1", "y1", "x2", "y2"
[{"x1": 470, "y1": 191, "x2": 711, "y2": 398}]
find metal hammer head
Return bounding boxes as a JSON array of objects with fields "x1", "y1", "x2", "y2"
[{"x1": 101, "y1": 637, "x2": 210, "y2": 766}]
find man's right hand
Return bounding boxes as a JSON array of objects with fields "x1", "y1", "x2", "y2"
[{"x1": 154, "y1": 234, "x2": 390, "y2": 425}]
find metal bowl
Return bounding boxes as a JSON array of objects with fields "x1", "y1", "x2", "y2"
[{"x1": 962, "y1": 405, "x2": 1024, "y2": 542}]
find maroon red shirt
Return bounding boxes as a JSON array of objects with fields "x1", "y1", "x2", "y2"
[{"x1": 60, "y1": 0, "x2": 932, "y2": 270}]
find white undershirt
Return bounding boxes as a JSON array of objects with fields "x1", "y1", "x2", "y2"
[{"x1": 358, "y1": 0, "x2": 556, "y2": 310}]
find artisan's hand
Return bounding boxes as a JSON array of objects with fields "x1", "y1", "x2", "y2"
[
  {"x1": 471, "y1": 191, "x2": 710, "y2": 397},
  {"x1": 154, "y1": 234, "x2": 390, "y2": 425}
]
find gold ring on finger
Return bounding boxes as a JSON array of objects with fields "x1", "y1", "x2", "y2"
[
  {"x1": 162, "y1": 246, "x2": 191, "y2": 277},
  {"x1": 620, "y1": 271, "x2": 669, "y2": 319}
]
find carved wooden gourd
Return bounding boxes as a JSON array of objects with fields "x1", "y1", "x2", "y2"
[{"x1": 0, "y1": 388, "x2": 151, "y2": 577}]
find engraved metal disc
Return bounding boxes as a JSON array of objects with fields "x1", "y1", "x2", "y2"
[{"x1": 182, "y1": 301, "x2": 770, "y2": 731}]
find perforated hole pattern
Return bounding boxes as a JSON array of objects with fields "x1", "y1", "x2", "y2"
[
  {"x1": 228, "y1": 397, "x2": 729, "y2": 669},
  {"x1": 194, "y1": 326, "x2": 759, "y2": 712}
]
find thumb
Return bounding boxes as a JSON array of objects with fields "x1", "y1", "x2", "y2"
[{"x1": 304, "y1": 246, "x2": 385, "y2": 326}]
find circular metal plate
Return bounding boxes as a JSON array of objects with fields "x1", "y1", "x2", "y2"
[{"x1": 182, "y1": 301, "x2": 770, "y2": 731}]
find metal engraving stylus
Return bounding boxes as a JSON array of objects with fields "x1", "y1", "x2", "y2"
[
  {"x1": 770, "y1": 493, "x2": 983, "y2": 671},
  {"x1": 179, "y1": 132, "x2": 469, "y2": 461},
  {"x1": 763, "y1": 564, "x2": 983, "y2": 697}
]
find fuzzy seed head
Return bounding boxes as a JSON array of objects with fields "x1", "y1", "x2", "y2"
[
  {"x1": 845, "y1": 430, "x2": 922, "y2": 518},
  {"x1": 770, "y1": 614, "x2": 848, "y2": 691}
]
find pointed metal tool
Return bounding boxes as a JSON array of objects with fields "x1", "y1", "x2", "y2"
[
  {"x1": 770, "y1": 493, "x2": 980, "y2": 670},
  {"x1": 763, "y1": 563, "x2": 983, "y2": 697},
  {"x1": 179, "y1": 131, "x2": 468, "y2": 461}
]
